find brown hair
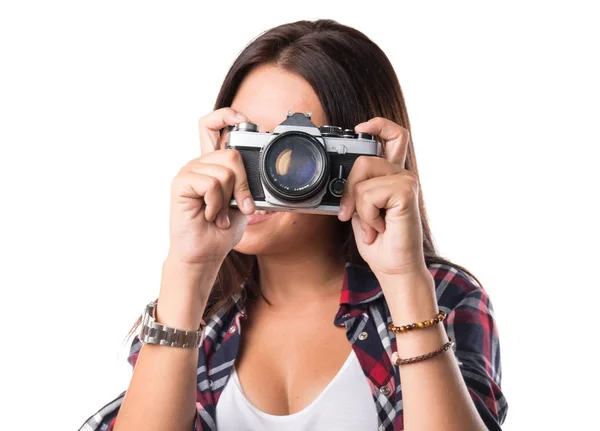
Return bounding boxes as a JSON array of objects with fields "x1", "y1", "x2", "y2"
[
  {"x1": 203, "y1": 19, "x2": 482, "y2": 318},
  {"x1": 129, "y1": 19, "x2": 481, "y2": 337}
]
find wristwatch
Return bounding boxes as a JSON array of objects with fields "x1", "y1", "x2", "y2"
[{"x1": 139, "y1": 301, "x2": 204, "y2": 348}]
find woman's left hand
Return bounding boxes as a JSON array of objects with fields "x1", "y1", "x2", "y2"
[{"x1": 338, "y1": 117, "x2": 426, "y2": 281}]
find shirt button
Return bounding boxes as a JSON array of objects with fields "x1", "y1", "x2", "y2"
[
  {"x1": 228, "y1": 326, "x2": 236, "y2": 334},
  {"x1": 358, "y1": 331, "x2": 368, "y2": 340},
  {"x1": 379, "y1": 386, "x2": 391, "y2": 396},
  {"x1": 208, "y1": 380, "x2": 213, "y2": 387}
]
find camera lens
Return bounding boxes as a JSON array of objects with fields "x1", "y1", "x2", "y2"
[{"x1": 261, "y1": 131, "x2": 329, "y2": 202}]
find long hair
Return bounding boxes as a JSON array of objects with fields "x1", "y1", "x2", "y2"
[
  {"x1": 129, "y1": 19, "x2": 481, "y2": 337},
  {"x1": 203, "y1": 19, "x2": 481, "y2": 319}
]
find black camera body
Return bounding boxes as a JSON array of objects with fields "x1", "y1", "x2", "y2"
[{"x1": 226, "y1": 111, "x2": 379, "y2": 214}]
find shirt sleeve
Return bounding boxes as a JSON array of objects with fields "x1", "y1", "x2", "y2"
[
  {"x1": 437, "y1": 266, "x2": 508, "y2": 430},
  {"x1": 78, "y1": 336, "x2": 203, "y2": 431}
]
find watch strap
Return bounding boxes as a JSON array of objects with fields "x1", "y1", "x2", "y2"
[{"x1": 139, "y1": 301, "x2": 204, "y2": 348}]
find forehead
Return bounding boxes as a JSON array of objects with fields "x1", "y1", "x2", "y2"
[{"x1": 230, "y1": 64, "x2": 326, "y2": 132}]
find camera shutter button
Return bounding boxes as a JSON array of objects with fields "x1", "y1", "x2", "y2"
[
  {"x1": 336, "y1": 145, "x2": 347, "y2": 154},
  {"x1": 342, "y1": 129, "x2": 357, "y2": 139},
  {"x1": 357, "y1": 132, "x2": 374, "y2": 140}
]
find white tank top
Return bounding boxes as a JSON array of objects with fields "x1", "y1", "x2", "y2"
[{"x1": 216, "y1": 349, "x2": 379, "y2": 430}]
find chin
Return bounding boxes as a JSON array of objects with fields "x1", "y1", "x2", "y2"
[
  {"x1": 233, "y1": 235, "x2": 277, "y2": 256},
  {"x1": 233, "y1": 230, "x2": 280, "y2": 256},
  {"x1": 233, "y1": 211, "x2": 296, "y2": 256},
  {"x1": 233, "y1": 210, "x2": 339, "y2": 256}
]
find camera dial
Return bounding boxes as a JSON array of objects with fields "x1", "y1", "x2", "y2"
[
  {"x1": 319, "y1": 126, "x2": 343, "y2": 137},
  {"x1": 234, "y1": 122, "x2": 258, "y2": 132}
]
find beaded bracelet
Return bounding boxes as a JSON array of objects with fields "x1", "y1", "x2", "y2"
[
  {"x1": 388, "y1": 310, "x2": 446, "y2": 334},
  {"x1": 392, "y1": 338, "x2": 455, "y2": 365}
]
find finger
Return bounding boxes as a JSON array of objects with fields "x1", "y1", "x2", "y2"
[
  {"x1": 174, "y1": 172, "x2": 224, "y2": 224},
  {"x1": 355, "y1": 117, "x2": 410, "y2": 167},
  {"x1": 188, "y1": 163, "x2": 235, "y2": 229},
  {"x1": 357, "y1": 175, "x2": 417, "y2": 217},
  {"x1": 199, "y1": 108, "x2": 249, "y2": 156},
  {"x1": 354, "y1": 180, "x2": 386, "y2": 234},
  {"x1": 191, "y1": 149, "x2": 255, "y2": 215},
  {"x1": 338, "y1": 156, "x2": 399, "y2": 222},
  {"x1": 352, "y1": 215, "x2": 377, "y2": 245}
]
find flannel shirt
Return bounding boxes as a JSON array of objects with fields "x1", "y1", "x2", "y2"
[{"x1": 80, "y1": 262, "x2": 507, "y2": 430}]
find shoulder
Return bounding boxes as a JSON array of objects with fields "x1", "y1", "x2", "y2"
[
  {"x1": 428, "y1": 263, "x2": 494, "y2": 314},
  {"x1": 429, "y1": 264, "x2": 507, "y2": 427}
]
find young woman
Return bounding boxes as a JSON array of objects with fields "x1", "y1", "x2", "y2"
[{"x1": 81, "y1": 19, "x2": 507, "y2": 431}]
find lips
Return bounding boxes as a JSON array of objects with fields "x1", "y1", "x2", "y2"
[{"x1": 247, "y1": 210, "x2": 278, "y2": 225}]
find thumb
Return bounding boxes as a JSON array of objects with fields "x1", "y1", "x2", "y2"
[
  {"x1": 226, "y1": 209, "x2": 249, "y2": 245},
  {"x1": 229, "y1": 208, "x2": 249, "y2": 228}
]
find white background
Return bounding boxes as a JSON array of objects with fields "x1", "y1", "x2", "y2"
[{"x1": 1, "y1": 1, "x2": 598, "y2": 429}]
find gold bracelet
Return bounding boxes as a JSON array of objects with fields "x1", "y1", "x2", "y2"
[
  {"x1": 392, "y1": 339, "x2": 455, "y2": 365},
  {"x1": 388, "y1": 310, "x2": 446, "y2": 334}
]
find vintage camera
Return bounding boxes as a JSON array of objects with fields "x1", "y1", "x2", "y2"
[{"x1": 226, "y1": 111, "x2": 379, "y2": 214}]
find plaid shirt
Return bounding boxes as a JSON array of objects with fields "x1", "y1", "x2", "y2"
[{"x1": 80, "y1": 262, "x2": 507, "y2": 430}]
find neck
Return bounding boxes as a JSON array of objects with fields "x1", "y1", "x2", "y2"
[{"x1": 255, "y1": 241, "x2": 346, "y2": 308}]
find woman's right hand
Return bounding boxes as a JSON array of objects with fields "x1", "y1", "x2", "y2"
[
  {"x1": 167, "y1": 108, "x2": 256, "y2": 266},
  {"x1": 155, "y1": 109, "x2": 255, "y2": 330}
]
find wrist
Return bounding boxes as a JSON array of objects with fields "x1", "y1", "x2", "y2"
[
  {"x1": 377, "y1": 268, "x2": 439, "y2": 324},
  {"x1": 376, "y1": 263, "x2": 431, "y2": 294},
  {"x1": 165, "y1": 250, "x2": 226, "y2": 269},
  {"x1": 156, "y1": 257, "x2": 220, "y2": 330}
]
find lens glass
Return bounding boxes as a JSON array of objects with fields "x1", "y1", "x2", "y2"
[{"x1": 264, "y1": 134, "x2": 323, "y2": 194}]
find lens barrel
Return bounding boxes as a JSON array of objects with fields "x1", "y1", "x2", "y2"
[{"x1": 260, "y1": 131, "x2": 330, "y2": 202}]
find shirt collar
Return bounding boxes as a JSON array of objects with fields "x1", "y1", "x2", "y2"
[
  {"x1": 339, "y1": 262, "x2": 384, "y2": 307},
  {"x1": 232, "y1": 292, "x2": 246, "y2": 315}
]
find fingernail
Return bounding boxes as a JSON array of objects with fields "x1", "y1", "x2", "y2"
[
  {"x1": 236, "y1": 113, "x2": 247, "y2": 122},
  {"x1": 243, "y1": 197, "x2": 254, "y2": 213},
  {"x1": 218, "y1": 213, "x2": 230, "y2": 229},
  {"x1": 361, "y1": 230, "x2": 367, "y2": 243},
  {"x1": 338, "y1": 202, "x2": 347, "y2": 219}
]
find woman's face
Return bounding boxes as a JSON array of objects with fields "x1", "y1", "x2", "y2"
[{"x1": 222, "y1": 64, "x2": 340, "y2": 256}]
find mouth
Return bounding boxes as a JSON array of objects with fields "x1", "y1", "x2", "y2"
[{"x1": 247, "y1": 209, "x2": 277, "y2": 225}]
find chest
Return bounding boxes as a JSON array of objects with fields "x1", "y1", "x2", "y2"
[
  {"x1": 196, "y1": 299, "x2": 402, "y2": 430},
  {"x1": 235, "y1": 309, "x2": 354, "y2": 416},
  {"x1": 217, "y1": 349, "x2": 379, "y2": 431}
]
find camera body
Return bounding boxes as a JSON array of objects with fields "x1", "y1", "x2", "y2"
[{"x1": 226, "y1": 111, "x2": 379, "y2": 214}]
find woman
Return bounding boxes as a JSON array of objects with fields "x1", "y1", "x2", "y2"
[{"x1": 81, "y1": 19, "x2": 507, "y2": 431}]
